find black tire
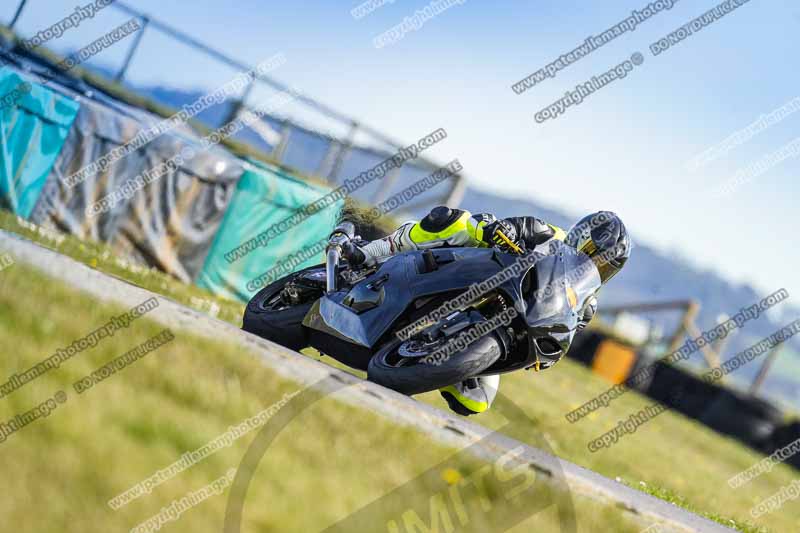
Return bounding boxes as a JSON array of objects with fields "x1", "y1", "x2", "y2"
[
  {"x1": 242, "y1": 266, "x2": 323, "y2": 351},
  {"x1": 367, "y1": 334, "x2": 503, "y2": 395},
  {"x1": 700, "y1": 391, "x2": 781, "y2": 450}
]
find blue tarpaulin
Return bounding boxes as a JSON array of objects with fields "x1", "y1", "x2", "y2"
[{"x1": 0, "y1": 67, "x2": 79, "y2": 218}]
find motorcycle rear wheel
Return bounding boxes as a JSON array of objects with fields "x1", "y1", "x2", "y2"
[{"x1": 242, "y1": 265, "x2": 324, "y2": 351}]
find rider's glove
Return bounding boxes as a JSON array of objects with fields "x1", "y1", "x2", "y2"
[
  {"x1": 482, "y1": 219, "x2": 518, "y2": 251},
  {"x1": 341, "y1": 240, "x2": 366, "y2": 266}
]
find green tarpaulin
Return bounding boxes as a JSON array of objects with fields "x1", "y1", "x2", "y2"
[{"x1": 197, "y1": 159, "x2": 342, "y2": 302}]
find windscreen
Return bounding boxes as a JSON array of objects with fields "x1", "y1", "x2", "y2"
[{"x1": 525, "y1": 243, "x2": 602, "y2": 328}]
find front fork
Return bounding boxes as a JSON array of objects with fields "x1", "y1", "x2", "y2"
[{"x1": 325, "y1": 246, "x2": 340, "y2": 293}]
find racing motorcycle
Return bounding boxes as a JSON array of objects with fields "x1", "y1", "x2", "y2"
[{"x1": 242, "y1": 222, "x2": 601, "y2": 395}]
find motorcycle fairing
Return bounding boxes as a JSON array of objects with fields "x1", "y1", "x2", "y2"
[
  {"x1": 303, "y1": 248, "x2": 507, "y2": 347},
  {"x1": 303, "y1": 242, "x2": 601, "y2": 359},
  {"x1": 520, "y1": 245, "x2": 602, "y2": 370}
]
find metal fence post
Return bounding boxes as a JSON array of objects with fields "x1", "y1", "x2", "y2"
[
  {"x1": 443, "y1": 172, "x2": 467, "y2": 207},
  {"x1": 371, "y1": 164, "x2": 402, "y2": 203},
  {"x1": 749, "y1": 347, "x2": 781, "y2": 396},
  {"x1": 115, "y1": 16, "x2": 149, "y2": 83},
  {"x1": 327, "y1": 121, "x2": 358, "y2": 183},
  {"x1": 271, "y1": 119, "x2": 292, "y2": 162},
  {"x1": 8, "y1": 0, "x2": 28, "y2": 29},
  {"x1": 221, "y1": 79, "x2": 255, "y2": 126}
]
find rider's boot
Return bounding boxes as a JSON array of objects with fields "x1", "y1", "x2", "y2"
[{"x1": 439, "y1": 375, "x2": 500, "y2": 416}]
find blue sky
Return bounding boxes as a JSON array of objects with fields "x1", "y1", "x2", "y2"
[{"x1": 6, "y1": 0, "x2": 799, "y2": 303}]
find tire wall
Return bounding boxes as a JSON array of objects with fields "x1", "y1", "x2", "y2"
[{"x1": 568, "y1": 330, "x2": 797, "y2": 465}]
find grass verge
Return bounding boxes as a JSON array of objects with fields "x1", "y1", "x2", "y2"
[
  {"x1": 2, "y1": 219, "x2": 793, "y2": 531},
  {"x1": 0, "y1": 259, "x2": 651, "y2": 532}
]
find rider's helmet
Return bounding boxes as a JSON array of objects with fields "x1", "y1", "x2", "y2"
[{"x1": 565, "y1": 211, "x2": 630, "y2": 283}]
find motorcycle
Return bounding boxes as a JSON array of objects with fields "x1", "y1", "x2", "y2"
[{"x1": 242, "y1": 222, "x2": 601, "y2": 395}]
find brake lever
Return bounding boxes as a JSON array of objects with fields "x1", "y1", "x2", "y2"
[{"x1": 495, "y1": 229, "x2": 524, "y2": 254}]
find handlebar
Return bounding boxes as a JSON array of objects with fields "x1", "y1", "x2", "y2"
[{"x1": 331, "y1": 221, "x2": 355, "y2": 240}]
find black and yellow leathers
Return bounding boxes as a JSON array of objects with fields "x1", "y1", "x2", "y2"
[
  {"x1": 349, "y1": 206, "x2": 601, "y2": 416},
  {"x1": 357, "y1": 206, "x2": 567, "y2": 266}
]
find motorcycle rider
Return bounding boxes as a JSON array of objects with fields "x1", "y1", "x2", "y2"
[{"x1": 340, "y1": 206, "x2": 631, "y2": 416}]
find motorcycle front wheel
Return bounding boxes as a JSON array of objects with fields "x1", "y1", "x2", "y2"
[{"x1": 367, "y1": 334, "x2": 503, "y2": 395}]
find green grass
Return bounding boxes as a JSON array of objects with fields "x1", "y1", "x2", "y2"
[
  {"x1": 3, "y1": 217, "x2": 797, "y2": 531},
  {"x1": 317, "y1": 356, "x2": 786, "y2": 532},
  {"x1": 0, "y1": 209, "x2": 246, "y2": 325},
  {"x1": 0, "y1": 258, "x2": 652, "y2": 532},
  {"x1": 617, "y1": 481, "x2": 768, "y2": 533},
  {"x1": 414, "y1": 360, "x2": 795, "y2": 532}
]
